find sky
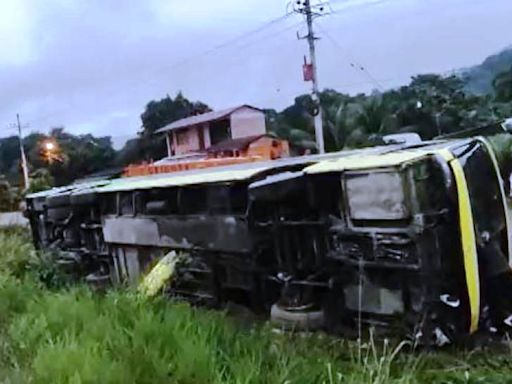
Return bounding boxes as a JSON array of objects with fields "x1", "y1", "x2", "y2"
[{"x1": 0, "y1": 0, "x2": 511, "y2": 148}]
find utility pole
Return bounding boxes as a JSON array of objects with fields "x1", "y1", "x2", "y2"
[
  {"x1": 295, "y1": 0, "x2": 325, "y2": 153},
  {"x1": 16, "y1": 113, "x2": 30, "y2": 190}
]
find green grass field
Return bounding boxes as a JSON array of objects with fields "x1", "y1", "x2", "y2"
[{"x1": 1, "y1": 229, "x2": 512, "y2": 383}]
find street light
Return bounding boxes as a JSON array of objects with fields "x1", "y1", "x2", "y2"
[
  {"x1": 41, "y1": 139, "x2": 62, "y2": 163},
  {"x1": 44, "y1": 141, "x2": 55, "y2": 151}
]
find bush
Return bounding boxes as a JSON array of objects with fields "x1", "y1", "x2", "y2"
[
  {"x1": 0, "y1": 177, "x2": 20, "y2": 212},
  {"x1": 27, "y1": 168, "x2": 54, "y2": 194},
  {"x1": 0, "y1": 228, "x2": 36, "y2": 278}
]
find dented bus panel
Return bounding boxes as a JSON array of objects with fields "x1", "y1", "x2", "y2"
[{"x1": 24, "y1": 137, "x2": 512, "y2": 344}]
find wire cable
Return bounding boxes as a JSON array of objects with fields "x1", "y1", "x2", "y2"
[
  {"x1": 316, "y1": 23, "x2": 384, "y2": 91},
  {"x1": 14, "y1": 12, "x2": 297, "y2": 130}
]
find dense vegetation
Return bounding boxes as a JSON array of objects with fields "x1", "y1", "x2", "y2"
[
  {"x1": 463, "y1": 46, "x2": 512, "y2": 95},
  {"x1": 1, "y1": 47, "x2": 512, "y2": 198},
  {"x1": 2, "y1": 228, "x2": 512, "y2": 383}
]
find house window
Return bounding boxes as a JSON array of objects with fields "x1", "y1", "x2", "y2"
[{"x1": 176, "y1": 130, "x2": 189, "y2": 145}]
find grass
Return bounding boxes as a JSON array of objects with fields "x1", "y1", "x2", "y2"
[{"x1": 0, "y1": 229, "x2": 512, "y2": 383}]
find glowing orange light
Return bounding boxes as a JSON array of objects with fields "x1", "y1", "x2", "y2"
[
  {"x1": 41, "y1": 139, "x2": 62, "y2": 163},
  {"x1": 44, "y1": 141, "x2": 55, "y2": 151}
]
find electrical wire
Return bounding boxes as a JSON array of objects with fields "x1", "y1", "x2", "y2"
[
  {"x1": 6, "y1": 0, "x2": 501, "y2": 135},
  {"x1": 15, "y1": 12, "x2": 298, "y2": 131},
  {"x1": 112, "y1": 12, "x2": 297, "y2": 90},
  {"x1": 328, "y1": 0, "x2": 391, "y2": 15},
  {"x1": 316, "y1": 24, "x2": 384, "y2": 91},
  {"x1": 200, "y1": 13, "x2": 294, "y2": 54},
  {"x1": 5, "y1": 1, "x2": 401, "y2": 131},
  {"x1": 329, "y1": 0, "x2": 500, "y2": 19},
  {"x1": 181, "y1": 19, "x2": 303, "y2": 73},
  {"x1": 19, "y1": 21, "x2": 303, "y2": 133}
]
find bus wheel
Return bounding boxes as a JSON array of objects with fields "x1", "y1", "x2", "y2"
[{"x1": 270, "y1": 303, "x2": 324, "y2": 331}]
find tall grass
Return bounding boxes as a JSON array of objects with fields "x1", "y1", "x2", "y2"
[{"x1": 0, "y1": 229, "x2": 511, "y2": 383}]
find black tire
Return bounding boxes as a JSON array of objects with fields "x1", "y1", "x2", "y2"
[
  {"x1": 270, "y1": 303, "x2": 324, "y2": 331},
  {"x1": 86, "y1": 272, "x2": 111, "y2": 290}
]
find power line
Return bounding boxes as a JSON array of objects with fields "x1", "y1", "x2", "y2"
[
  {"x1": 316, "y1": 24, "x2": 384, "y2": 91},
  {"x1": 13, "y1": 1, "x2": 403, "y2": 132},
  {"x1": 116, "y1": 13, "x2": 296, "y2": 90},
  {"x1": 202, "y1": 13, "x2": 293, "y2": 54},
  {"x1": 19, "y1": 13, "x2": 297, "y2": 130},
  {"x1": 3, "y1": 125, "x2": 18, "y2": 134},
  {"x1": 249, "y1": 75, "x2": 404, "y2": 111},
  {"x1": 181, "y1": 19, "x2": 303, "y2": 75},
  {"x1": 21, "y1": 21, "x2": 303, "y2": 133},
  {"x1": 329, "y1": 0, "x2": 498, "y2": 19},
  {"x1": 328, "y1": 0, "x2": 392, "y2": 15},
  {"x1": 11, "y1": 0, "x2": 498, "y2": 137}
]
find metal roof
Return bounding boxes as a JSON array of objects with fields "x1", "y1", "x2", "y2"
[
  {"x1": 304, "y1": 139, "x2": 469, "y2": 174},
  {"x1": 26, "y1": 179, "x2": 111, "y2": 199},
  {"x1": 304, "y1": 150, "x2": 431, "y2": 174},
  {"x1": 96, "y1": 166, "x2": 271, "y2": 193},
  {"x1": 155, "y1": 105, "x2": 262, "y2": 134},
  {"x1": 27, "y1": 139, "x2": 472, "y2": 198},
  {"x1": 93, "y1": 145, "x2": 414, "y2": 193}
]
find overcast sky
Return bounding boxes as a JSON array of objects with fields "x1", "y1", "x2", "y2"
[{"x1": 1, "y1": 0, "x2": 511, "y2": 147}]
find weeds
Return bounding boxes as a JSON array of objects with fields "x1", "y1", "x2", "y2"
[
  {"x1": 0, "y1": 227, "x2": 36, "y2": 278},
  {"x1": 1, "y1": 229, "x2": 512, "y2": 383}
]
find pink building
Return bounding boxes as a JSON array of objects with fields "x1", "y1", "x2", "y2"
[{"x1": 155, "y1": 105, "x2": 266, "y2": 157}]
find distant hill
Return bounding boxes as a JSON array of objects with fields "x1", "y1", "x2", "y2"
[{"x1": 461, "y1": 46, "x2": 512, "y2": 95}]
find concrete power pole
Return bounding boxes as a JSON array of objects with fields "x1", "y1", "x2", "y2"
[
  {"x1": 16, "y1": 114, "x2": 30, "y2": 190},
  {"x1": 301, "y1": 0, "x2": 325, "y2": 154}
]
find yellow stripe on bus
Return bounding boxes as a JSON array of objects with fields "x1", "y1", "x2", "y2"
[{"x1": 438, "y1": 149, "x2": 480, "y2": 333}]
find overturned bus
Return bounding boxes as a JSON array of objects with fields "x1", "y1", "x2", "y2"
[{"x1": 25, "y1": 136, "x2": 512, "y2": 345}]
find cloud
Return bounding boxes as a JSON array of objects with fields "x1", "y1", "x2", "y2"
[
  {"x1": 0, "y1": 0, "x2": 35, "y2": 65},
  {"x1": 0, "y1": 0, "x2": 510, "y2": 146}
]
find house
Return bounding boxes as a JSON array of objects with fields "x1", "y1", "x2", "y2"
[
  {"x1": 155, "y1": 105, "x2": 266, "y2": 157},
  {"x1": 123, "y1": 105, "x2": 289, "y2": 178}
]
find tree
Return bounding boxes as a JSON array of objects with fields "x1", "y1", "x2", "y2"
[
  {"x1": 133, "y1": 92, "x2": 211, "y2": 162},
  {"x1": 27, "y1": 168, "x2": 54, "y2": 194},
  {"x1": 0, "y1": 177, "x2": 17, "y2": 212},
  {"x1": 266, "y1": 96, "x2": 316, "y2": 153},
  {"x1": 0, "y1": 136, "x2": 21, "y2": 184},
  {"x1": 488, "y1": 133, "x2": 512, "y2": 194},
  {"x1": 115, "y1": 138, "x2": 144, "y2": 167},
  {"x1": 43, "y1": 128, "x2": 117, "y2": 185},
  {"x1": 269, "y1": 71, "x2": 512, "y2": 152},
  {"x1": 324, "y1": 100, "x2": 370, "y2": 150},
  {"x1": 268, "y1": 90, "x2": 356, "y2": 153},
  {"x1": 493, "y1": 66, "x2": 512, "y2": 102},
  {"x1": 140, "y1": 92, "x2": 210, "y2": 135},
  {"x1": 387, "y1": 75, "x2": 467, "y2": 138},
  {"x1": 0, "y1": 128, "x2": 118, "y2": 187}
]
